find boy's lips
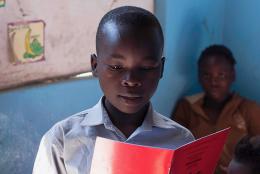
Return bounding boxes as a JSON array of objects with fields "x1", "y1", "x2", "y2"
[{"x1": 118, "y1": 94, "x2": 143, "y2": 105}]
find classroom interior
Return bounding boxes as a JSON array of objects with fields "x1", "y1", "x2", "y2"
[{"x1": 1, "y1": 0, "x2": 260, "y2": 173}]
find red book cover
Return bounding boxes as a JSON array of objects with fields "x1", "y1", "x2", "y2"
[{"x1": 90, "y1": 128, "x2": 230, "y2": 174}]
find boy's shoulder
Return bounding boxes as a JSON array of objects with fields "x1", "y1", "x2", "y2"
[
  {"x1": 50, "y1": 99, "x2": 104, "y2": 132},
  {"x1": 44, "y1": 109, "x2": 90, "y2": 139},
  {"x1": 44, "y1": 101, "x2": 102, "y2": 141},
  {"x1": 152, "y1": 111, "x2": 194, "y2": 138},
  {"x1": 58, "y1": 109, "x2": 90, "y2": 129}
]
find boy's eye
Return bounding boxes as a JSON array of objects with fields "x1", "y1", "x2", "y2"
[
  {"x1": 140, "y1": 62, "x2": 161, "y2": 71},
  {"x1": 140, "y1": 66, "x2": 158, "y2": 71},
  {"x1": 108, "y1": 65, "x2": 123, "y2": 70}
]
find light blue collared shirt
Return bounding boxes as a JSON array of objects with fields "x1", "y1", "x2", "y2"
[{"x1": 33, "y1": 97, "x2": 194, "y2": 174}]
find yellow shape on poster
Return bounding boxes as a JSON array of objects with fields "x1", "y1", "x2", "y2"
[
  {"x1": 8, "y1": 20, "x2": 45, "y2": 64},
  {"x1": 0, "y1": 0, "x2": 5, "y2": 7}
]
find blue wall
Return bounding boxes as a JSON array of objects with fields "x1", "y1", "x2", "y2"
[
  {"x1": 1, "y1": 1, "x2": 260, "y2": 173},
  {"x1": 153, "y1": 0, "x2": 225, "y2": 116},
  {"x1": 0, "y1": 78, "x2": 102, "y2": 174},
  {"x1": 223, "y1": 0, "x2": 260, "y2": 102}
]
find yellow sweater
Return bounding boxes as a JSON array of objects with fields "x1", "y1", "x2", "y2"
[{"x1": 172, "y1": 93, "x2": 260, "y2": 174}]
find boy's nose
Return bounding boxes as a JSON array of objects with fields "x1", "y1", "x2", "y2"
[{"x1": 121, "y1": 70, "x2": 142, "y2": 87}]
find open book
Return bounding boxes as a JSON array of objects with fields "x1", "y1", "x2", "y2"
[{"x1": 90, "y1": 128, "x2": 230, "y2": 174}]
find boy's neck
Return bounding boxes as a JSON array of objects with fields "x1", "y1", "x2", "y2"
[{"x1": 103, "y1": 98, "x2": 149, "y2": 138}]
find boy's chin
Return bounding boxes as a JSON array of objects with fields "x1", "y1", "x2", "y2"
[
  {"x1": 116, "y1": 105, "x2": 147, "y2": 115},
  {"x1": 105, "y1": 97, "x2": 149, "y2": 115}
]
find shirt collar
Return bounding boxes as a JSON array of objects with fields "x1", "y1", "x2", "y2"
[
  {"x1": 80, "y1": 97, "x2": 154, "y2": 131},
  {"x1": 186, "y1": 92, "x2": 244, "y2": 119},
  {"x1": 80, "y1": 97, "x2": 105, "y2": 126}
]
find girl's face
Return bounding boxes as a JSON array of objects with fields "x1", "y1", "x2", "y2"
[{"x1": 199, "y1": 56, "x2": 235, "y2": 103}]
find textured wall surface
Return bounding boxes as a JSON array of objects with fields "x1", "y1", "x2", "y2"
[
  {"x1": 223, "y1": 0, "x2": 260, "y2": 103},
  {"x1": 0, "y1": 0, "x2": 153, "y2": 90}
]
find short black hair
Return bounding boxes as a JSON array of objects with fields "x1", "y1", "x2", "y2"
[
  {"x1": 96, "y1": 6, "x2": 164, "y2": 55},
  {"x1": 234, "y1": 136, "x2": 260, "y2": 174},
  {"x1": 198, "y1": 44, "x2": 236, "y2": 67}
]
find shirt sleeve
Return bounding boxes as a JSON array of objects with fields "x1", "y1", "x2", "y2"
[
  {"x1": 171, "y1": 99, "x2": 191, "y2": 129},
  {"x1": 244, "y1": 100, "x2": 260, "y2": 135},
  {"x1": 33, "y1": 125, "x2": 67, "y2": 174}
]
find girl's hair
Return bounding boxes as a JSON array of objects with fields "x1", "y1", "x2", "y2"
[{"x1": 198, "y1": 44, "x2": 236, "y2": 67}]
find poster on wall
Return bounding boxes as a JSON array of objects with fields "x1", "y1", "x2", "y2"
[
  {"x1": 8, "y1": 20, "x2": 45, "y2": 64},
  {"x1": 0, "y1": 0, "x2": 5, "y2": 7}
]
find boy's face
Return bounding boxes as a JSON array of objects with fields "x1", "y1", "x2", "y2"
[
  {"x1": 199, "y1": 56, "x2": 235, "y2": 103},
  {"x1": 228, "y1": 159, "x2": 252, "y2": 174},
  {"x1": 92, "y1": 22, "x2": 164, "y2": 114}
]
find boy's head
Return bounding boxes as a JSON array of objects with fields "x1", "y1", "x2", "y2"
[
  {"x1": 91, "y1": 6, "x2": 164, "y2": 114},
  {"x1": 228, "y1": 136, "x2": 260, "y2": 174},
  {"x1": 198, "y1": 45, "x2": 236, "y2": 103}
]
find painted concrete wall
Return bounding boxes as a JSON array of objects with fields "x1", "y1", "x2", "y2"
[
  {"x1": 0, "y1": 0, "x2": 153, "y2": 90},
  {"x1": 0, "y1": 78, "x2": 102, "y2": 174},
  {"x1": 223, "y1": 0, "x2": 260, "y2": 103},
  {"x1": 153, "y1": 0, "x2": 225, "y2": 116}
]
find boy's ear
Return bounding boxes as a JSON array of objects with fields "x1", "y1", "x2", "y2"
[
  {"x1": 160, "y1": 57, "x2": 165, "y2": 78},
  {"x1": 91, "y1": 54, "x2": 98, "y2": 77}
]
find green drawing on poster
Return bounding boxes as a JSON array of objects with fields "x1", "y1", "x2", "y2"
[
  {"x1": 23, "y1": 28, "x2": 43, "y2": 59},
  {"x1": 0, "y1": 0, "x2": 5, "y2": 7},
  {"x1": 8, "y1": 20, "x2": 45, "y2": 64}
]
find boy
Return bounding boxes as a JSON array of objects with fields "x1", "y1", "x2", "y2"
[
  {"x1": 171, "y1": 45, "x2": 260, "y2": 174},
  {"x1": 228, "y1": 135, "x2": 260, "y2": 174},
  {"x1": 33, "y1": 6, "x2": 194, "y2": 174}
]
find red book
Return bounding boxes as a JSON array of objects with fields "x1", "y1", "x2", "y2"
[{"x1": 90, "y1": 128, "x2": 230, "y2": 174}]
